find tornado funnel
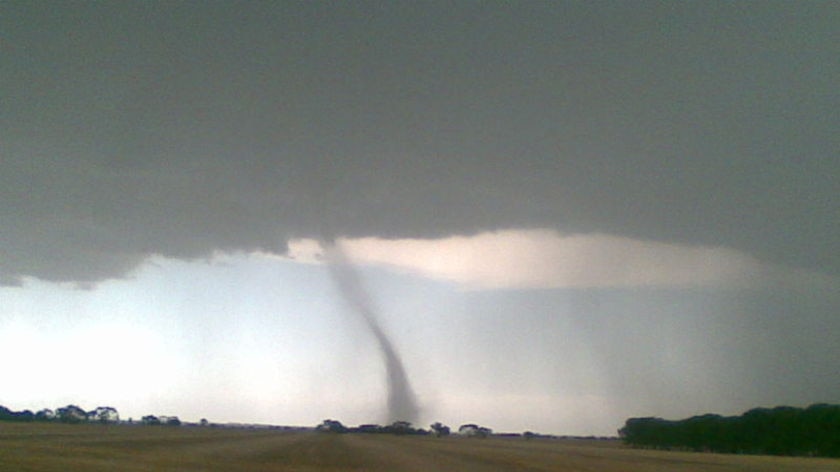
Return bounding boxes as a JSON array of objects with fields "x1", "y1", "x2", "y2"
[{"x1": 323, "y1": 240, "x2": 419, "y2": 424}]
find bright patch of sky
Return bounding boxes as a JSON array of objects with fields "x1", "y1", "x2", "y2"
[
  {"x1": 2, "y1": 231, "x2": 837, "y2": 435},
  {"x1": 288, "y1": 229, "x2": 834, "y2": 290}
]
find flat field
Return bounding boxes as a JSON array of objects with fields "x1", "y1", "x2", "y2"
[{"x1": 1, "y1": 422, "x2": 839, "y2": 471}]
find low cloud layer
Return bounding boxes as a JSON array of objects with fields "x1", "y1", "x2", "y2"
[
  {"x1": 287, "y1": 230, "x2": 836, "y2": 291},
  {"x1": 2, "y1": 2, "x2": 837, "y2": 285}
]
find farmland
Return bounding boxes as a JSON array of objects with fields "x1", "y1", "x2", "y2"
[{"x1": 1, "y1": 422, "x2": 839, "y2": 471}]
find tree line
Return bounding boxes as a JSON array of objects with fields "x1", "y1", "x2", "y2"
[
  {"x1": 0, "y1": 404, "x2": 118, "y2": 423},
  {"x1": 0, "y1": 404, "x2": 182, "y2": 426},
  {"x1": 620, "y1": 404, "x2": 840, "y2": 457},
  {"x1": 315, "y1": 419, "x2": 498, "y2": 437}
]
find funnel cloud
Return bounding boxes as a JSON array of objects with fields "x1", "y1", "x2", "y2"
[{"x1": 323, "y1": 240, "x2": 419, "y2": 424}]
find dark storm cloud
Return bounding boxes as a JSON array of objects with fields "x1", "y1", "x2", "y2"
[{"x1": 2, "y1": 2, "x2": 837, "y2": 284}]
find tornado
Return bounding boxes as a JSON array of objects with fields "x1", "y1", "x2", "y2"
[{"x1": 322, "y1": 240, "x2": 419, "y2": 424}]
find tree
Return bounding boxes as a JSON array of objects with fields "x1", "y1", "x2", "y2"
[
  {"x1": 15, "y1": 410, "x2": 35, "y2": 422},
  {"x1": 620, "y1": 404, "x2": 840, "y2": 457},
  {"x1": 387, "y1": 421, "x2": 414, "y2": 435},
  {"x1": 89, "y1": 406, "x2": 120, "y2": 424},
  {"x1": 0, "y1": 407, "x2": 34, "y2": 422},
  {"x1": 354, "y1": 424, "x2": 383, "y2": 433},
  {"x1": 430, "y1": 422, "x2": 450, "y2": 437},
  {"x1": 35, "y1": 409, "x2": 55, "y2": 421},
  {"x1": 316, "y1": 419, "x2": 347, "y2": 433},
  {"x1": 141, "y1": 415, "x2": 161, "y2": 425},
  {"x1": 458, "y1": 424, "x2": 492, "y2": 438},
  {"x1": 57, "y1": 405, "x2": 87, "y2": 423}
]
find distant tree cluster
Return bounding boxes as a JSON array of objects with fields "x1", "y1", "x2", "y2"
[
  {"x1": 141, "y1": 415, "x2": 182, "y2": 426},
  {"x1": 457, "y1": 423, "x2": 493, "y2": 438},
  {"x1": 429, "y1": 422, "x2": 450, "y2": 437},
  {"x1": 0, "y1": 404, "x2": 185, "y2": 427},
  {"x1": 315, "y1": 419, "x2": 349, "y2": 433},
  {"x1": 354, "y1": 421, "x2": 427, "y2": 435},
  {"x1": 0, "y1": 405, "x2": 38, "y2": 422},
  {"x1": 315, "y1": 419, "x2": 508, "y2": 438},
  {"x1": 316, "y1": 419, "x2": 428, "y2": 435},
  {"x1": 0, "y1": 405, "x2": 119, "y2": 424},
  {"x1": 620, "y1": 404, "x2": 840, "y2": 457}
]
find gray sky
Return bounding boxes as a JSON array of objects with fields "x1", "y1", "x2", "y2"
[{"x1": 1, "y1": 2, "x2": 838, "y2": 434}]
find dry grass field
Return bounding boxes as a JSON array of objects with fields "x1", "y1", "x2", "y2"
[{"x1": 1, "y1": 422, "x2": 839, "y2": 472}]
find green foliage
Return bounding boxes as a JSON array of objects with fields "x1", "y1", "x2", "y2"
[
  {"x1": 56, "y1": 405, "x2": 87, "y2": 423},
  {"x1": 141, "y1": 415, "x2": 161, "y2": 425},
  {"x1": 316, "y1": 419, "x2": 348, "y2": 433},
  {"x1": 0, "y1": 406, "x2": 34, "y2": 422},
  {"x1": 430, "y1": 422, "x2": 451, "y2": 437},
  {"x1": 620, "y1": 404, "x2": 840, "y2": 457}
]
